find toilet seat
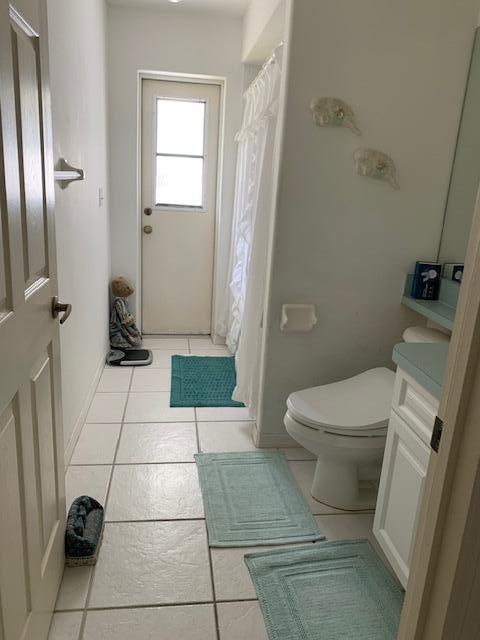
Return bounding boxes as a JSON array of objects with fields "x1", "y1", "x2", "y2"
[{"x1": 286, "y1": 367, "x2": 395, "y2": 436}]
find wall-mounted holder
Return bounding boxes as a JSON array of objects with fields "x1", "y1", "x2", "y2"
[
  {"x1": 280, "y1": 304, "x2": 318, "y2": 333},
  {"x1": 353, "y1": 148, "x2": 399, "y2": 189},
  {"x1": 54, "y1": 158, "x2": 85, "y2": 189},
  {"x1": 310, "y1": 97, "x2": 361, "y2": 135}
]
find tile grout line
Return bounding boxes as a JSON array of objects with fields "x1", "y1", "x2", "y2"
[
  {"x1": 195, "y1": 417, "x2": 221, "y2": 640},
  {"x1": 89, "y1": 512, "x2": 372, "y2": 524},
  {"x1": 194, "y1": 417, "x2": 200, "y2": 453},
  {"x1": 86, "y1": 417, "x2": 254, "y2": 424},
  {"x1": 58, "y1": 597, "x2": 260, "y2": 615},
  {"x1": 77, "y1": 366, "x2": 134, "y2": 640},
  {"x1": 103, "y1": 517, "x2": 206, "y2": 524},
  {"x1": 68, "y1": 455, "x2": 316, "y2": 467},
  {"x1": 208, "y1": 546, "x2": 221, "y2": 640},
  {"x1": 69, "y1": 460, "x2": 200, "y2": 467}
]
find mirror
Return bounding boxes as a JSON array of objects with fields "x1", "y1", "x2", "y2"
[{"x1": 438, "y1": 28, "x2": 480, "y2": 265}]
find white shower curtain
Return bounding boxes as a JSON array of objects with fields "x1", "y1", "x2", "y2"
[{"x1": 224, "y1": 47, "x2": 282, "y2": 412}]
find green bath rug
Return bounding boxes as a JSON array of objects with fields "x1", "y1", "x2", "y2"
[
  {"x1": 195, "y1": 451, "x2": 324, "y2": 547},
  {"x1": 245, "y1": 540, "x2": 404, "y2": 640},
  {"x1": 170, "y1": 355, "x2": 244, "y2": 407}
]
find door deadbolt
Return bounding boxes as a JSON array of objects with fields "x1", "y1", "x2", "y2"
[
  {"x1": 144, "y1": 207, "x2": 152, "y2": 216},
  {"x1": 143, "y1": 225, "x2": 153, "y2": 235}
]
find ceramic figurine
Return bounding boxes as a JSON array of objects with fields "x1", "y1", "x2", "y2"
[
  {"x1": 353, "y1": 148, "x2": 399, "y2": 189},
  {"x1": 310, "y1": 97, "x2": 361, "y2": 135}
]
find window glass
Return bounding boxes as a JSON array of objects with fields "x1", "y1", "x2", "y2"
[
  {"x1": 156, "y1": 99, "x2": 205, "y2": 156},
  {"x1": 154, "y1": 98, "x2": 206, "y2": 208},
  {"x1": 155, "y1": 156, "x2": 204, "y2": 207}
]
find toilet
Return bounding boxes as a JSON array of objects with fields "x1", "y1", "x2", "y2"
[{"x1": 284, "y1": 326, "x2": 449, "y2": 511}]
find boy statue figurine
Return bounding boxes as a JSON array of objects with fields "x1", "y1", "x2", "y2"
[{"x1": 109, "y1": 277, "x2": 142, "y2": 349}]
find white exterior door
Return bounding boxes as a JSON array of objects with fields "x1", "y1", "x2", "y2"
[
  {"x1": 141, "y1": 79, "x2": 220, "y2": 334},
  {"x1": 0, "y1": 2, "x2": 66, "y2": 639}
]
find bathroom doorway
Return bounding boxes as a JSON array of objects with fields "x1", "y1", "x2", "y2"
[{"x1": 141, "y1": 78, "x2": 221, "y2": 334}]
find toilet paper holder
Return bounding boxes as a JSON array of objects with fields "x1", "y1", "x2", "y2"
[{"x1": 280, "y1": 304, "x2": 318, "y2": 332}]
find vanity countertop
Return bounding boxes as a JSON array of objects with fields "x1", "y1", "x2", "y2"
[{"x1": 392, "y1": 342, "x2": 449, "y2": 399}]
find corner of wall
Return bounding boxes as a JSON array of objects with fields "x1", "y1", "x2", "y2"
[
  {"x1": 242, "y1": 0, "x2": 285, "y2": 63},
  {"x1": 63, "y1": 354, "x2": 105, "y2": 466},
  {"x1": 47, "y1": 0, "x2": 111, "y2": 454}
]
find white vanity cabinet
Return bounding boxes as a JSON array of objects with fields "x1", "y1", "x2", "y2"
[{"x1": 373, "y1": 367, "x2": 439, "y2": 588}]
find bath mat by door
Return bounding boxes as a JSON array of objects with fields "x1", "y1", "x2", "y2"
[
  {"x1": 170, "y1": 355, "x2": 245, "y2": 407},
  {"x1": 195, "y1": 451, "x2": 324, "y2": 547},
  {"x1": 245, "y1": 540, "x2": 404, "y2": 640}
]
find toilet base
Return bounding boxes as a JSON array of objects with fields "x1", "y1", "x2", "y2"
[{"x1": 311, "y1": 456, "x2": 379, "y2": 511}]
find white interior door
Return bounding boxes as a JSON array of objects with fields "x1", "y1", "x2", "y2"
[
  {"x1": 141, "y1": 79, "x2": 220, "y2": 334},
  {"x1": 0, "y1": 2, "x2": 66, "y2": 639}
]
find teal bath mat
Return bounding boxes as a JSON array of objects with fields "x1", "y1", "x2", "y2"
[
  {"x1": 245, "y1": 540, "x2": 404, "y2": 640},
  {"x1": 170, "y1": 355, "x2": 244, "y2": 407},
  {"x1": 195, "y1": 451, "x2": 324, "y2": 547}
]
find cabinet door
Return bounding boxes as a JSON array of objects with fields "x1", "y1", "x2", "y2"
[
  {"x1": 373, "y1": 411, "x2": 430, "y2": 588},
  {"x1": 392, "y1": 367, "x2": 439, "y2": 446}
]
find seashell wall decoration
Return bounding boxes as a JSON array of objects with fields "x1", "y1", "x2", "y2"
[
  {"x1": 353, "y1": 148, "x2": 399, "y2": 190},
  {"x1": 310, "y1": 97, "x2": 361, "y2": 135}
]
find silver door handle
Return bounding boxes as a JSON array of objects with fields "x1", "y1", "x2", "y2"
[{"x1": 52, "y1": 296, "x2": 72, "y2": 324}]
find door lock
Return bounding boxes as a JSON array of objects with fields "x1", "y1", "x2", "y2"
[
  {"x1": 144, "y1": 207, "x2": 152, "y2": 216},
  {"x1": 143, "y1": 225, "x2": 153, "y2": 235},
  {"x1": 51, "y1": 297, "x2": 72, "y2": 324}
]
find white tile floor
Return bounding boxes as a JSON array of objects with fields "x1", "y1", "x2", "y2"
[{"x1": 52, "y1": 336, "x2": 388, "y2": 639}]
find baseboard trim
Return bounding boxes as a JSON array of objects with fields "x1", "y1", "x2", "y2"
[
  {"x1": 64, "y1": 354, "x2": 104, "y2": 467},
  {"x1": 252, "y1": 423, "x2": 298, "y2": 448}
]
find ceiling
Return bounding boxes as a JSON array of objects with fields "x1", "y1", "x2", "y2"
[{"x1": 107, "y1": 0, "x2": 250, "y2": 16}]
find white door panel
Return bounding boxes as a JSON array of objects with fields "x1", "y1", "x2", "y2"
[
  {"x1": 0, "y1": 2, "x2": 66, "y2": 639},
  {"x1": 141, "y1": 79, "x2": 220, "y2": 334},
  {"x1": 31, "y1": 352, "x2": 59, "y2": 550},
  {"x1": 374, "y1": 410, "x2": 430, "y2": 588},
  {"x1": 0, "y1": 404, "x2": 30, "y2": 640}
]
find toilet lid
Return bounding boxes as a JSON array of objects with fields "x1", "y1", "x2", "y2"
[{"x1": 287, "y1": 367, "x2": 395, "y2": 432}]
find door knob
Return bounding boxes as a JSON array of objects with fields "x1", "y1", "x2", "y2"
[
  {"x1": 144, "y1": 207, "x2": 152, "y2": 216},
  {"x1": 51, "y1": 296, "x2": 72, "y2": 324},
  {"x1": 143, "y1": 225, "x2": 153, "y2": 235}
]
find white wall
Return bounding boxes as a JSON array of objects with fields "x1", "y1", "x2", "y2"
[
  {"x1": 47, "y1": 0, "x2": 110, "y2": 456},
  {"x1": 242, "y1": 64, "x2": 262, "y2": 91},
  {"x1": 242, "y1": 0, "x2": 284, "y2": 63},
  {"x1": 107, "y1": 5, "x2": 243, "y2": 322},
  {"x1": 258, "y1": 0, "x2": 480, "y2": 442}
]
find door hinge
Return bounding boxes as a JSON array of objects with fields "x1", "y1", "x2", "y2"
[{"x1": 431, "y1": 416, "x2": 443, "y2": 453}]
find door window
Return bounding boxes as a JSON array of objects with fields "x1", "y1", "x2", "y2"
[{"x1": 154, "y1": 98, "x2": 206, "y2": 208}]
